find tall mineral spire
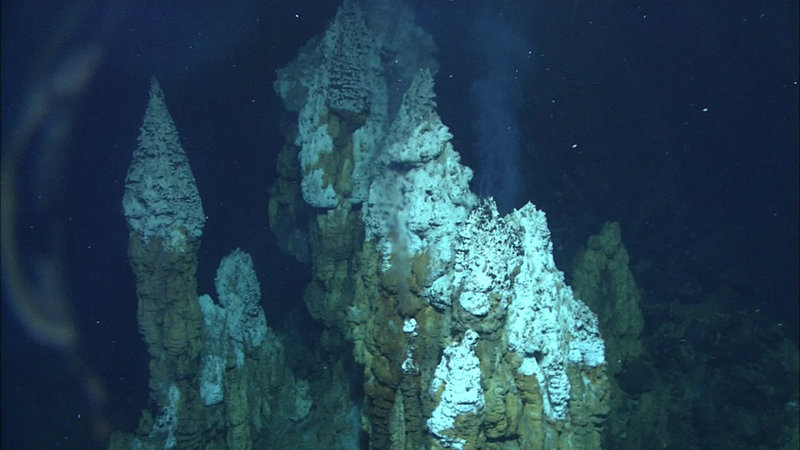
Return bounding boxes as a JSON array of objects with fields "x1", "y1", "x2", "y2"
[{"x1": 119, "y1": 78, "x2": 205, "y2": 448}]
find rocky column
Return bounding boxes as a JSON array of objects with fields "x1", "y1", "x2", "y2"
[{"x1": 121, "y1": 78, "x2": 206, "y2": 449}]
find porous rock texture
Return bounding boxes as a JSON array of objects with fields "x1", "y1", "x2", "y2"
[{"x1": 269, "y1": 1, "x2": 610, "y2": 448}]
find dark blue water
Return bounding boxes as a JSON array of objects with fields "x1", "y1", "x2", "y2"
[{"x1": 2, "y1": 1, "x2": 797, "y2": 448}]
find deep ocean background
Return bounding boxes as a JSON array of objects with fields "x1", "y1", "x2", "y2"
[{"x1": 2, "y1": 1, "x2": 797, "y2": 448}]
